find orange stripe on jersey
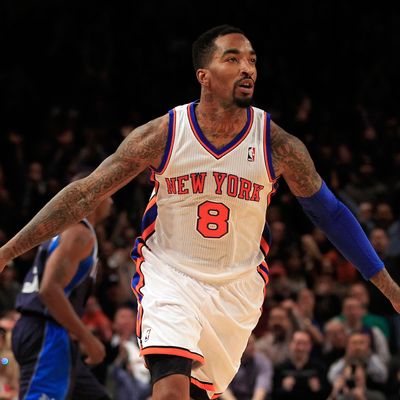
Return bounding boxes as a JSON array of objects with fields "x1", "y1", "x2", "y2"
[
  {"x1": 260, "y1": 236, "x2": 270, "y2": 255},
  {"x1": 257, "y1": 265, "x2": 269, "y2": 286},
  {"x1": 211, "y1": 394, "x2": 222, "y2": 399},
  {"x1": 257, "y1": 264, "x2": 269, "y2": 302},
  {"x1": 190, "y1": 377, "x2": 216, "y2": 392},
  {"x1": 144, "y1": 195, "x2": 157, "y2": 214},
  {"x1": 142, "y1": 220, "x2": 156, "y2": 241},
  {"x1": 261, "y1": 260, "x2": 269, "y2": 271},
  {"x1": 131, "y1": 243, "x2": 145, "y2": 297},
  {"x1": 141, "y1": 347, "x2": 205, "y2": 364}
]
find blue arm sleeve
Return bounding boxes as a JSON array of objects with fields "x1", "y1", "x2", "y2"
[{"x1": 296, "y1": 181, "x2": 384, "y2": 280}]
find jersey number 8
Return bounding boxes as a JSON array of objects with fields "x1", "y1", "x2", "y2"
[{"x1": 197, "y1": 201, "x2": 230, "y2": 238}]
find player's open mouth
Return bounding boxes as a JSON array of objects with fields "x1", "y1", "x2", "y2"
[{"x1": 237, "y1": 78, "x2": 254, "y2": 95}]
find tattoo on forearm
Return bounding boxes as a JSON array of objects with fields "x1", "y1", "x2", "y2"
[
  {"x1": 5, "y1": 115, "x2": 169, "y2": 261},
  {"x1": 270, "y1": 122, "x2": 321, "y2": 197},
  {"x1": 370, "y1": 269, "x2": 398, "y2": 302}
]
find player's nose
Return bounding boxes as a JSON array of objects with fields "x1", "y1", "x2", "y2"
[{"x1": 240, "y1": 61, "x2": 256, "y2": 78}]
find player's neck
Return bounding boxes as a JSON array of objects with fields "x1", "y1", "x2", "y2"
[
  {"x1": 197, "y1": 95, "x2": 246, "y2": 120},
  {"x1": 196, "y1": 96, "x2": 247, "y2": 137}
]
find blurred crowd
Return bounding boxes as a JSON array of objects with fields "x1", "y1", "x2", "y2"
[{"x1": 1, "y1": 1, "x2": 400, "y2": 399}]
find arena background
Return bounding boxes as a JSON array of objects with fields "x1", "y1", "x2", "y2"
[{"x1": 1, "y1": 1, "x2": 400, "y2": 398}]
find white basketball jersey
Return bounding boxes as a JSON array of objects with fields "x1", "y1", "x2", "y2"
[{"x1": 132, "y1": 101, "x2": 276, "y2": 285}]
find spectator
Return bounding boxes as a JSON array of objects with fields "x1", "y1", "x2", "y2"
[
  {"x1": 313, "y1": 274, "x2": 343, "y2": 324},
  {"x1": 322, "y1": 319, "x2": 348, "y2": 368},
  {"x1": 108, "y1": 305, "x2": 151, "y2": 400},
  {"x1": 367, "y1": 227, "x2": 400, "y2": 340},
  {"x1": 292, "y1": 287, "x2": 324, "y2": 346},
  {"x1": 328, "y1": 331, "x2": 387, "y2": 396},
  {"x1": 222, "y1": 334, "x2": 272, "y2": 400},
  {"x1": 357, "y1": 201, "x2": 375, "y2": 234},
  {"x1": 82, "y1": 295, "x2": 113, "y2": 343},
  {"x1": 82, "y1": 293, "x2": 112, "y2": 388},
  {"x1": 374, "y1": 202, "x2": 400, "y2": 257},
  {"x1": 272, "y1": 330, "x2": 330, "y2": 399},
  {"x1": 341, "y1": 163, "x2": 388, "y2": 205},
  {"x1": 0, "y1": 265, "x2": 21, "y2": 314},
  {"x1": 386, "y1": 356, "x2": 400, "y2": 400},
  {"x1": 338, "y1": 296, "x2": 390, "y2": 365},
  {"x1": 256, "y1": 306, "x2": 293, "y2": 366},
  {"x1": 348, "y1": 282, "x2": 390, "y2": 338}
]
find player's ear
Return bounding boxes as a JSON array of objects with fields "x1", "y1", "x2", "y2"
[{"x1": 196, "y1": 69, "x2": 210, "y2": 87}]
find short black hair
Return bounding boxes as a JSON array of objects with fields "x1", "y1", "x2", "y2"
[{"x1": 192, "y1": 24, "x2": 245, "y2": 71}]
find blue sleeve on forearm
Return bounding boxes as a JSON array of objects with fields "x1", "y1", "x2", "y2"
[{"x1": 296, "y1": 181, "x2": 384, "y2": 280}]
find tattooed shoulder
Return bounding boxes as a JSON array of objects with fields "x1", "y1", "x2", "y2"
[
  {"x1": 116, "y1": 114, "x2": 169, "y2": 169},
  {"x1": 270, "y1": 121, "x2": 321, "y2": 197}
]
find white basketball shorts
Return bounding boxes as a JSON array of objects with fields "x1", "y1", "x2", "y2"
[{"x1": 135, "y1": 257, "x2": 267, "y2": 399}]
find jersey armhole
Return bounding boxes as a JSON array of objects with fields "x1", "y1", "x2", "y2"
[{"x1": 152, "y1": 109, "x2": 176, "y2": 175}]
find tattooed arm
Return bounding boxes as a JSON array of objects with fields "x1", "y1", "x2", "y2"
[
  {"x1": 0, "y1": 115, "x2": 169, "y2": 271},
  {"x1": 270, "y1": 120, "x2": 322, "y2": 196},
  {"x1": 370, "y1": 269, "x2": 400, "y2": 313},
  {"x1": 270, "y1": 121, "x2": 400, "y2": 312}
]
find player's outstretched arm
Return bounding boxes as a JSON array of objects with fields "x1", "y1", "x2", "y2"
[
  {"x1": 270, "y1": 120, "x2": 400, "y2": 312},
  {"x1": 0, "y1": 115, "x2": 169, "y2": 272}
]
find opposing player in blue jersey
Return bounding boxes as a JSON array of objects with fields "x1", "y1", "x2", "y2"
[
  {"x1": 1, "y1": 25, "x2": 400, "y2": 400},
  {"x1": 11, "y1": 177, "x2": 113, "y2": 400}
]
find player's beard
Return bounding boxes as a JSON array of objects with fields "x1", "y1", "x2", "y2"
[
  {"x1": 234, "y1": 96, "x2": 252, "y2": 108},
  {"x1": 232, "y1": 80, "x2": 254, "y2": 108}
]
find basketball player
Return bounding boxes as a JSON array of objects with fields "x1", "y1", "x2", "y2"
[
  {"x1": 11, "y1": 181, "x2": 113, "y2": 400},
  {"x1": 1, "y1": 25, "x2": 400, "y2": 400}
]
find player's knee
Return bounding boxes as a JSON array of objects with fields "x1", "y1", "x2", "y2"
[{"x1": 153, "y1": 383, "x2": 189, "y2": 400}]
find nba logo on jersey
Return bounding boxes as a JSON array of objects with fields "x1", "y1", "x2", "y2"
[
  {"x1": 247, "y1": 147, "x2": 255, "y2": 162},
  {"x1": 144, "y1": 328, "x2": 151, "y2": 342}
]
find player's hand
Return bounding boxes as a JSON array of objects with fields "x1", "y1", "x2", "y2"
[{"x1": 80, "y1": 332, "x2": 106, "y2": 365}]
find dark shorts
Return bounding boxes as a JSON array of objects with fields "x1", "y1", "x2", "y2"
[{"x1": 12, "y1": 315, "x2": 110, "y2": 400}]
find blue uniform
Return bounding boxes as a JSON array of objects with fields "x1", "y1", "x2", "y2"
[{"x1": 12, "y1": 219, "x2": 109, "y2": 400}]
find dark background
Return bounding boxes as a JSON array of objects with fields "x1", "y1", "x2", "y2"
[{"x1": 1, "y1": 1, "x2": 399, "y2": 135}]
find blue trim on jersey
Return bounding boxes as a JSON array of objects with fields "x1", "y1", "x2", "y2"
[
  {"x1": 131, "y1": 238, "x2": 142, "y2": 262},
  {"x1": 265, "y1": 113, "x2": 276, "y2": 180},
  {"x1": 131, "y1": 269, "x2": 142, "y2": 301},
  {"x1": 47, "y1": 232, "x2": 95, "y2": 295},
  {"x1": 132, "y1": 199, "x2": 158, "y2": 262},
  {"x1": 64, "y1": 256, "x2": 94, "y2": 294},
  {"x1": 189, "y1": 102, "x2": 251, "y2": 156},
  {"x1": 140, "y1": 202, "x2": 158, "y2": 233},
  {"x1": 258, "y1": 263, "x2": 270, "y2": 280},
  {"x1": 260, "y1": 224, "x2": 272, "y2": 257},
  {"x1": 153, "y1": 109, "x2": 175, "y2": 173},
  {"x1": 48, "y1": 236, "x2": 60, "y2": 255},
  {"x1": 24, "y1": 322, "x2": 71, "y2": 400}
]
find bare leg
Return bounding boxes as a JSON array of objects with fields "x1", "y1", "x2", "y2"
[{"x1": 152, "y1": 373, "x2": 190, "y2": 400}]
